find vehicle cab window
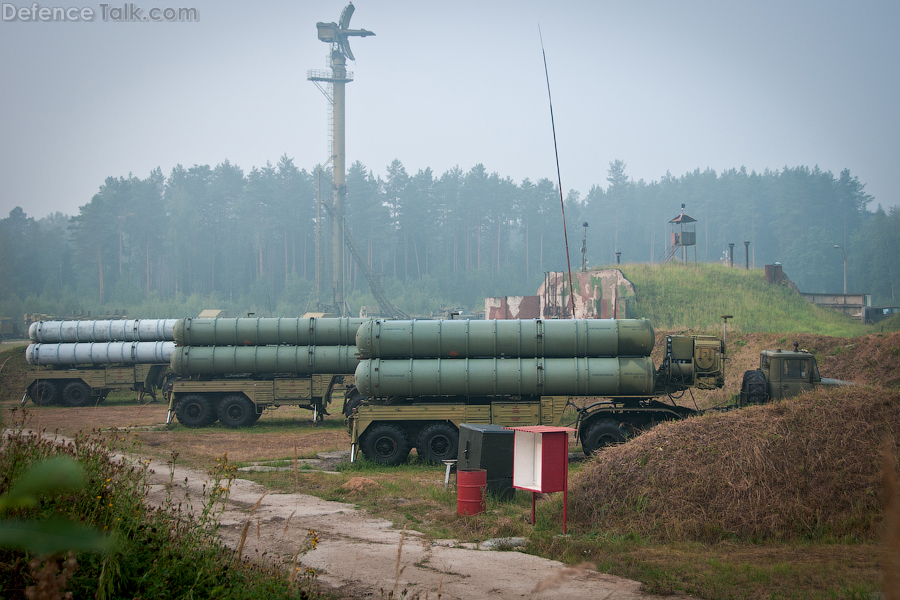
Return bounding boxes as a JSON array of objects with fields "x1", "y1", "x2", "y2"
[{"x1": 783, "y1": 359, "x2": 809, "y2": 380}]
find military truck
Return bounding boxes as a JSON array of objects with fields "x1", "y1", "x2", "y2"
[
  {"x1": 24, "y1": 363, "x2": 169, "y2": 407},
  {"x1": 739, "y1": 341, "x2": 853, "y2": 405},
  {"x1": 165, "y1": 317, "x2": 365, "y2": 428},
  {"x1": 344, "y1": 318, "x2": 727, "y2": 464},
  {"x1": 22, "y1": 318, "x2": 178, "y2": 407},
  {"x1": 166, "y1": 373, "x2": 353, "y2": 427}
]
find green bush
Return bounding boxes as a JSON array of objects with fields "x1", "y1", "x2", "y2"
[{"x1": 0, "y1": 414, "x2": 330, "y2": 600}]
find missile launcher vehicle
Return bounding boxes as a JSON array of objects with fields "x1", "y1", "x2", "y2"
[
  {"x1": 22, "y1": 319, "x2": 176, "y2": 407},
  {"x1": 165, "y1": 317, "x2": 365, "y2": 428},
  {"x1": 345, "y1": 318, "x2": 726, "y2": 465},
  {"x1": 24, "y1": 363, "x2": 170, "y2": 407}
]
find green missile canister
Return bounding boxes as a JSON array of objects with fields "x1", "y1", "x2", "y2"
[
  {"x1": 170, "y1": 345, "x2": 359, "y2": 376},
  {"x1": 354, "y1": 356, "x2": 656, "y2": 397},
  {"x1": 173, "y1": 317, "x2": 368, "y2": 347},
  {"x1": 355, "y1": 318, "x2": 655, "y2": 359}
]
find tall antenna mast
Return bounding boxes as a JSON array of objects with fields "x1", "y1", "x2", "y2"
[
  {"x1": 539, "y1": 27, "x2": 576, "y2": 318},
  {"x1": 308, "y1": 3, "x2": 374, "y2": 316}
]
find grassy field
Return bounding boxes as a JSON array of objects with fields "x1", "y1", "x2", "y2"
[{"x1": 2, "y1": 264, "x2": 899, "y2": 599}]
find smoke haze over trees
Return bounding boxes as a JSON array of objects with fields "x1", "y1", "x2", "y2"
[{"x1": 1, "y1": 157, "x2": 897, "y2": 320}]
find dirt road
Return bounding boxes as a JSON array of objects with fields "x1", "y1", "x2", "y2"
[{"x1": 138, "y1": 449, "x2": 682, "y2": 600}]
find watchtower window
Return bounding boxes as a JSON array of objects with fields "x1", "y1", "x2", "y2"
[{"x1": 783, "y1": 359, "x2": 809, "y2": 380}]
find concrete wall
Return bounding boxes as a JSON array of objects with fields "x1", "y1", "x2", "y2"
[
  {"x1": 800, "y1": 293, "x2": 870, "y2": 321},
  {"x1": 485, "y1": 269, "x2": 635, "y2": 320},
  {"x1": 484, "y1": 296, "x2": 542, "y2": 320}
]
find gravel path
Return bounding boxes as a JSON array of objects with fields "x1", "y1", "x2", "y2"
[{"x1": 142, "y1": 452, "x2": 685, "y2": 600}]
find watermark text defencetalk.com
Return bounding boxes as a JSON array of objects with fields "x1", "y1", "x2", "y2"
[{"x1": 2, "y1": 3, "x2": 199, "y2": 22}]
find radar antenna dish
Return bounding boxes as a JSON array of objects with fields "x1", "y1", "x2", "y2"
[
  {"x1": 339, "y1": 3, "x2": 354, "y2": 29},
  {"x1": 316, "y1": 2, "x2": 375, "y2": 62}
]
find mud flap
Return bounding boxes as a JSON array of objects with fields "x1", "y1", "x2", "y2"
[{"x1": 349, "y1": 415, "x2": 360, "y2": 463}]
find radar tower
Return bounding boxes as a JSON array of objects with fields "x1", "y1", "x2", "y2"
[{"x1": 307, "y1": 3, "x2": 374, "y2": 315}]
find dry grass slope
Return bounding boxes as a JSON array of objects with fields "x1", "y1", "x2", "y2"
[
  {"x1": 570, "y1": 386, "x2": 900, "y2": 542},
  {"x1": 819, "y1": 332, "x2": 900, "y2": 389}
]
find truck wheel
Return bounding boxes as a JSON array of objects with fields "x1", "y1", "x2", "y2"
[
  {"x1": 361, "y1": 424, "x2": 410, "y2": 466},
  {"x1": 343, "y1": 395, "x2": 366, "y2": 417},
  {"x1": 741, "y1": 370, "x2": 769, "y2": 405},
  {"x1": 29, "y1": 381, "x2": 59, "y2": 406},
  {"x1": 217, "y1": 395, "x2": 257, "y2": 428},
  {"x1": 342, "y1": 388, "x2": 365, "y2": 417},
  {"x1": 175, "y1": 395, "x2": 217, "y2": 428},
  {"x1": 581, "y1": 419, "x2": 627, "y2": 455},
  {"x1": 162, "y1": 374, "x2": 176, "y2": 395},
  {"x1": 416, "y1": 423, "x2": 459, "y2": 464},
  {"x1": 61, "y1": 381, "x2": 93, "y2": 407}
]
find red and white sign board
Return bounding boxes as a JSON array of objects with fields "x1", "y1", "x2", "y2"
[{"x1": 507, "y1": 425, "x2": 575, "y2": 533}]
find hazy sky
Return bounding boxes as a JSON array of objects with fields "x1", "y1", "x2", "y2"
[{"x1": 2, "y1": 0, "x2": 898, "y2": 221}]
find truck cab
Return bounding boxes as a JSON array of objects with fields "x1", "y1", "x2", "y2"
[
  {"x1": 740, "y1": 342, "x2": 852, "y2": 406},
  {"x1": 760, "y1": 349, "x2": 821, "y2": 399}
]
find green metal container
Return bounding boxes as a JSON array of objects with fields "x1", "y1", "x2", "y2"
[
  {"x1": 354, "y1": 356, "x2": 656, "y2": 397},
  {"x1": 173, "y1": 317, "x2": 368, "y2": 347},
  {"x1": 356, "y1": 319, "x2": 655, "y2": 359},
  {"x1": 458, "y1": 424, "x2": 515, "y2": 499},
  {"x1": 170, "y1": 345, "x2": 359, "y2": 376}
]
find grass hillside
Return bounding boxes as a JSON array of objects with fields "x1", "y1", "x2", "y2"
[
  {"x1": 566, "y1": 330, "x2": 900, "y2": 598},
  {"x1": 570, "y1": 386, "x2": 900, "y2": 542},
  {"x1": 621, "y1": 263, "x2": 878, "y2": 335}
]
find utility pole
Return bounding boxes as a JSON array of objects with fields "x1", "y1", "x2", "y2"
[
  {"x1": 834, "y1": 244, "x2": 847, "y2": 294},
  {"x1": 581, "y1": 222, "x2": 588, "y2": 271}
]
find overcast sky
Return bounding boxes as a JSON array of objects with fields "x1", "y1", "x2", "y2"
[{"x1": 2, "y1": 0, "x2": 898, "y2": 221}]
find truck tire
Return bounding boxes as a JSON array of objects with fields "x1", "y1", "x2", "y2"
[
  {"x1": 342, "y1": 387, "x2": 365, "y2": 417},
  {"x1": 581, "y1": 419, "x2": 627, "y2": 455},
  {"x1": 361, "y1": 424, "x2": 411, "y2": 466},
  {"x1": 741, "y1": 369, "x2": 769, "y2": 405},
  {"x1": 342, "y1": 394, "x2": 365, "y2": 417},
  {"x1": 29, "y1": 381, "x2": 59, "y2": 406},
  {"x1": 162, "y1": 374, "x2": 176, "y2": 395},
  {"x1": 175, "y1": 394, "x2": 217, "y2": 428},
  {"x1": 217, "y1": 395, "x2": 258, "y2": 428},
  {"x1": 416, "y1": 423, "x2": 459, "y2": 464},
  {"x1": 61, "y1": 381, "x2": 93, "y2": 407}
]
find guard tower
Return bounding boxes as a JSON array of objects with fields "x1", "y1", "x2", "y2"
[{"x1": 663, "y1": 205, "x2": 697, "y2": 263}]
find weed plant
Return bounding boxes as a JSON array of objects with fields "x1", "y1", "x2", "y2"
[{"x1": 0, "y1": 410, "x2": 333, "y2": 600}]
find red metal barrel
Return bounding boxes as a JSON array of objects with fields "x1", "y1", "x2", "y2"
[{"x1": 457, "y1": 468, "x2": 487, "y2": 516}]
